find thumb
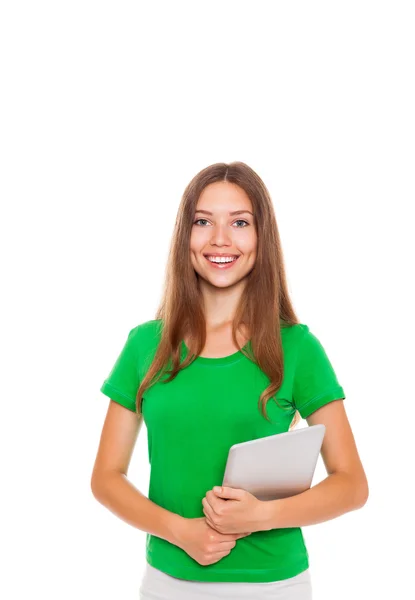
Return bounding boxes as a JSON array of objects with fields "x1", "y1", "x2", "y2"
[{"x1": 213, "y1": 486, "x2": 242, "y2": 499}]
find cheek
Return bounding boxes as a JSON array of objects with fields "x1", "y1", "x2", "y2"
[
  {"x1": 238, "y1": 235, "x2": 257, "y2": 255},
  {"x1": 189, "y1": 232, "x2": 197, "y2": 253},
  {"x1": 190, "y1": 228, "x2": 208, "y2": 251}
]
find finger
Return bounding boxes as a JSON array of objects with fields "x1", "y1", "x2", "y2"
[
  {"x1": 205, "y1": 490, "x2": 221, "y2": 513},
  {"x1": 202, "y1": 497, "x2": 216, "y2": 521},
  {"x1": 203, "y1": 506, "x2": 217, "y2": 530},
  {"x1": 205, "y1": 516, "x2": 217, "y2": 531}
]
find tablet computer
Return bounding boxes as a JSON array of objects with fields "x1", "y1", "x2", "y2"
[{"x1": 222, "y1": 424, "x2": 326, "y2": 501}]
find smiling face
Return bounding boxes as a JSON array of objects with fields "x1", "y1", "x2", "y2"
[{"x1": 190, "y1": 181, "x2": 257, "y2": 289}]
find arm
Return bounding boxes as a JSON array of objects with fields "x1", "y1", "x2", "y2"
[
  {"x1": 91, "y1": 400, "x2": 186, "y2": 546},
  {"x1": 262, "y1": 399, "x2": 369, "y2": 530},
  {"x1": 92, "y1": 471, "x2": 185, "y2": 545}
]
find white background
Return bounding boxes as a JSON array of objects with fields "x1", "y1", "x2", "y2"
[{"x1": 1, "y1": 1, "x2": 414, "y2": 598}]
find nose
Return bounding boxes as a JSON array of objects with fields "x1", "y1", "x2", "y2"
[{"x1": 210, "y1": 223, "x2": 232, "y2": 246}]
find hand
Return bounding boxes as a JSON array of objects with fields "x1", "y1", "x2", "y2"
[
  {"x1": 202, "y1": 486, "x2": 265, "y2": 535},
  {"x1": 174, "y1": 517, "x2": 251, "y2": 566}
]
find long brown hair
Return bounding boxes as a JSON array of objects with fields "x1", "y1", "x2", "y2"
[{"x1": 135, "y1": 161, "x2": 301, "y2": 429}]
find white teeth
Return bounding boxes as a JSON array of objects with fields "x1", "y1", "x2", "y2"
[{"x1": 206, "y1": 256, "x2": 238, "y2": 263}]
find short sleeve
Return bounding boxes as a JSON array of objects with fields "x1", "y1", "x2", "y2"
[
  {"x1": 100, "y1": 327, "x2": 140, "y2": 413},
  {"x1": 292, "y1": 325, "x2": 345, "y2": 419}
]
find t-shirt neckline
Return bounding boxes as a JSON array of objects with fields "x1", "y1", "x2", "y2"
[{"x1": 181, "y1": 339, "x2": 250, "y2": 365}]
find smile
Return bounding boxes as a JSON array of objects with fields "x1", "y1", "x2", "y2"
[{"x1": 204, "y1": 255, "x2": 240, "y2": 269}]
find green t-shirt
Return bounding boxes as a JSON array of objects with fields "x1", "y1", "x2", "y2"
[{"x1": 100, "y1": 319, "x2": 345, "y2": 583}]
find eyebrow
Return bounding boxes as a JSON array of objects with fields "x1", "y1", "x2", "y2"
[{"x1": 194, "y1": 209, "x2": 254, "y2": 216}]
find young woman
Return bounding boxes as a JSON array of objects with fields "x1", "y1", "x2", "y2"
[{"x1": 91, "y1": 161, "x2": 369, "y2": 600}]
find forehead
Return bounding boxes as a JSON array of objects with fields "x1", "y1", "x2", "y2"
[{"x1": 196, "y1": 181, "x2": 252, "y2": 212}]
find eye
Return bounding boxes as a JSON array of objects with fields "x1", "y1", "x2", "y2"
[{"x1": 193, "y1": 219, "x2": 249, "y2": 227}]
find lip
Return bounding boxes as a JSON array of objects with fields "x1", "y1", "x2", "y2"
[
  {"x1": 204, "y1": 255, "x2": 240, "y2": 269},
  {"x1": 203, "y1": 253, "x2": 240, "y2": 257}
]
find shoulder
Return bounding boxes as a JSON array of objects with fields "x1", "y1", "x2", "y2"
[
  {"x1": 281, "y1": 323, "x2": 320, "y2": 368},
  {"x1": 281, "y1": 322, "x2": 310, "y2": 345},
  {"x1": 126, "y1": 320, "x2": 164, "y2": 379},
  {"x1": 127, "y1": 319, "x2": 162, "y2": 345}
]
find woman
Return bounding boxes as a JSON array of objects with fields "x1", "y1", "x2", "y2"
[{"x1": 91, "y1": 161, "x2": 369, "y2": 600}]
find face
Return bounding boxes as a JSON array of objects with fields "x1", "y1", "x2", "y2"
[{"x1": 190, "y1": 181, "x2": 257, "y2": 289}]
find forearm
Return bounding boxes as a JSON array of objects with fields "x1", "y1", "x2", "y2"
[
  {"x1": 262, "y1": 472, "x2": 368, "y2": 530},
  {"x1": 91, "y1": 471, "x2": 185, "y2": 546}
]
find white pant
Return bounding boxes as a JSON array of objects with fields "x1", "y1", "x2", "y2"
[{"x1": 139, "y1": 563, "x2": 313, "y2": 600}]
